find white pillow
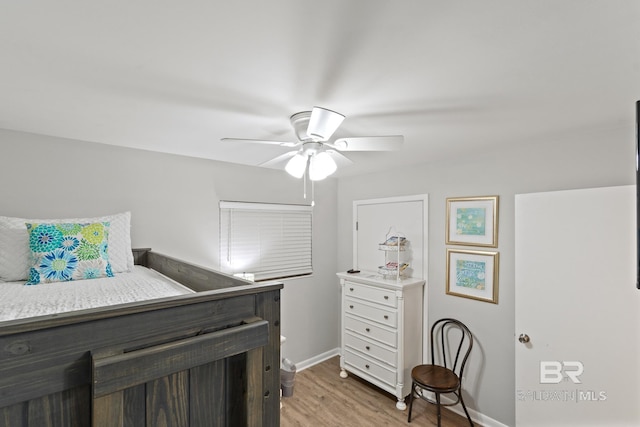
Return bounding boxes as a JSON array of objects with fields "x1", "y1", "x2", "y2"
[{"x1": 0, "y1": 212, "x2": 133, "y2": 281}]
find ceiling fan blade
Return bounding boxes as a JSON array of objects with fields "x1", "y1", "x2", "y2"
[
  {"x1": 326, "y1": 150, "x2": 353, "y2": 167},
  {"x1": 259, "y1": 151, "x2": 299, "y2": 168},
  {"x1": 329, "y1": 135, "x2": 404, "y2": 151},
  {"x1": 307, "y1": 107, "x2": 345, "y2": 141},
  {"x1": 221, "y1": 137, "x2": 299, "y2": 148}
]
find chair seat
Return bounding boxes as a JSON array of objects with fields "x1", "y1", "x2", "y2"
[{"x1": 411, "y1": 364, "x2": 460, "y2": 394}]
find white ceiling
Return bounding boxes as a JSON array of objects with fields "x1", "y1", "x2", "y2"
[{"x1": 1, "y1": 1, "x2": 639, "y2": 177}]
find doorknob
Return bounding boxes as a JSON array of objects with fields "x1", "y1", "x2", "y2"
[{"x1": 518, "y1": 334, "x2": 530, "y2": 343}]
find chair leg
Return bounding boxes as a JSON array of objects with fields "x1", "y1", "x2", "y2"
[
  {"x1": 407, "y1": 382, "x2": 415, "y2": 422},
  {"x1": 458, "y1": 391, "x2": 474, "y2": 426}
]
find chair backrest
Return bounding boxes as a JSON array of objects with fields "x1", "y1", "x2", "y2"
[{"x1": 429, "y1": 318, "x2": 473, "y2": 378}]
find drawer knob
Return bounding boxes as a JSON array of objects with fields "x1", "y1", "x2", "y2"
[
  {"x1": 365, "y1": 328, "x2": 370, "y2": 332},
  {"x1": 365, "y1": 364, "x2": 370, "y2": 369},
  {"x1": 365, "y1": 346, "x2": 370, "y2": 351},
  {"x1": 384, "y1": 315, "x2": 389, "y2": 320},
  {"x1": 349, "y1": 305, "x2": 354, "y2": 309},
  {"x1": 384, "y1": 296, "x2": 389, "y2": 300},
  {"x1": 349, "y1": 287, "x2": 354, "y2": 291}
]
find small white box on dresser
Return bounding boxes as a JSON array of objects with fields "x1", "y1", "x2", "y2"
[{"x1": 336, "y1": 271, "x2": 425, "y2": 410}]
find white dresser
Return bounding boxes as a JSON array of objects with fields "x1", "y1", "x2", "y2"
[{"x1": 337, "y1": 272, "x2": 425, "y2": 410}]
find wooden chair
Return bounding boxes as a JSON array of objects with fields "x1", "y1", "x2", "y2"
[{"x1": 407, "y1": 318, "x2": 474, "y2": 426}]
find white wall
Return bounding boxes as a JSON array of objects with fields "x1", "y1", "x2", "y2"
[
  {"x1": 0, "y1": 128, "x2": 340, "y2": 367},
  {"x1": 336, "y1": 124, "x2": 635, "y2": 426}
]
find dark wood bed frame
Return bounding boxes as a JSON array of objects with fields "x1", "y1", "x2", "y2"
[{"x1": 0, "y1": 249, "x2": 282, "y2": 426}]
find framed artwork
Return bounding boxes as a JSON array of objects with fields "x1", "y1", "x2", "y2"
[
  {"x1": 446, "y1": 249, "x2": 499, "y2": 304},
  {"x1": 446, "y1": 196, "x2": 499, "y2": 247}
]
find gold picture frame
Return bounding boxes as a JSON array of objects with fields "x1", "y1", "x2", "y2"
[
  {"x1": 446, "y1": 249, "x2": 499, "y2": 304},
  {"x1": 446, "y1": 196, "x2": 499, "y2": 247}
]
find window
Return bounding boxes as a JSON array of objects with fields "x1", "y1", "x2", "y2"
[{"x1": 220, "y1": 201, "x2": 312, "y2": 281}]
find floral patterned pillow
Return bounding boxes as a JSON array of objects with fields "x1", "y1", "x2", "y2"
[{"x1": 25, "y1": 222, "x2": 114, "y2": 285}]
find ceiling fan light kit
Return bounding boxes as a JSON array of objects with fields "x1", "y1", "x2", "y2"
[
  {"x1": 308, "y1": 151, "x2": 337, "y2": 181},
  {"x1": 285, "y1": 142, "x2": 337, "y2": 181},
  {"x1": 284, "y1": 153, "x2": 307, "y2": 178}
]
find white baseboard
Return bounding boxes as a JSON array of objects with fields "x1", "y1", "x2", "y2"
[
  {"x1": 434, "y1": 393, "x2": 509, "y2": 427},
  {"x1": 294, "y1": 347, "x2": 341, "y2": 372}
]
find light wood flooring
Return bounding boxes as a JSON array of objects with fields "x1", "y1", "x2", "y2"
[{"x1": 280, "y1": 356, "x2": 476, "y2": 427}]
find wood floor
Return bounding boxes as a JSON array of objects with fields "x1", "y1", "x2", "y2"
[{"x1": 280, "y1": 356, "x2": 476, "y2": 427}]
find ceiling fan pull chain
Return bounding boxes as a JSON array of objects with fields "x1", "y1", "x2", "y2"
[
  {"x1": 311, "y1": 179, "x2": 315, "y2": 207},
  {"x1": 303, "y1": 167, "x2": 308, "y2": 200}
]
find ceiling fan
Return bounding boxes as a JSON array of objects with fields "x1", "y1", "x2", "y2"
[{"x1": 221, "y1": 106, "x2": 403, "y2": 181}]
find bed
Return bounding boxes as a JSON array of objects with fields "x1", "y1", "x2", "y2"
[{"x1": 0, "y1": 213, "x2": 282, "y2": 426}]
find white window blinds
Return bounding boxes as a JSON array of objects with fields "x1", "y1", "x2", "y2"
[{"x1": 220, "y1": 201, "x2": 313, "y2": 281}]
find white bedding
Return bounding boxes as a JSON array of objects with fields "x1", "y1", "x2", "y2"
[{"x1": 0, "y1": 265, "x2": 194, "y2": 322}]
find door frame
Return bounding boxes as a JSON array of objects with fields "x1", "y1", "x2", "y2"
[
  {"x1": 353, "y1": 194, "x2": 429, "y2": 358},
  {"x1": 352, "y1": 194, "x2": 429, "y2": 280}
]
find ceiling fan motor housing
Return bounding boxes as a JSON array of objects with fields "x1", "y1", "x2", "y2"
[{"x1": 290, "y1": 111, "x2": 313, "y2": 141}]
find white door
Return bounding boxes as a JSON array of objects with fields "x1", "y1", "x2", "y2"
[{"x1": 515, "y1": 186, "x2": 640, "y2": 426}]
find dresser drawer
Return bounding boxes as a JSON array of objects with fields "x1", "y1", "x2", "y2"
[
  {"x1": 345, "y1": 331, "x2": 396, "y2": 367},
  {"x1": 344, "y1": 314, "x2": 397, "y2": 348},
  {"x1": 344, "y1": 281, "x2": 397, "y2": 308},
  {"x1": 344, "y1": 349, "x2": 396, "y2": 387},
  {"x1": 345, "y1": 297, "x2": 397, "y2": 328}
]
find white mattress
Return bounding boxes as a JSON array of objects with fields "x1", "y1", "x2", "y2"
[{"x1": 0, "y1": 266, "x2": 194, "y2": 322}]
